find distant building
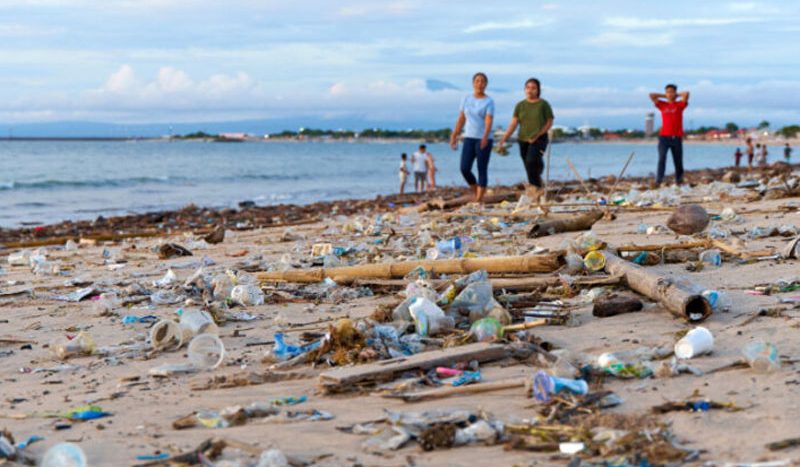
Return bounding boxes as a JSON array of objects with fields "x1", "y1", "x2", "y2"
[{"x1": 645, "y1": 113, "x2": 655, "y2": 136}]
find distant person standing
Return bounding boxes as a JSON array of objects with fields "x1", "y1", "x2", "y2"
[
  {"x1": 785, "y1": 143, "x2": 792, "y2": 162},
  {"x1": 758, "y1": 143, "x2": 768, "y2": 166},
  {"x1": 399, "y1": 153, "x2": 409, "y2": 194},
  {"x1": 411, "y1": 145, "x2": 429, "y2": 192},
  {"x1": 745, "y1": 137, "x2": 755, "y2": 169},
  {"x1": 498, "y1": 78, "x2": 554, "y2": 203},
  {"x1": 426, "y1": 151, "x2": 437, "y2": 191},
  {"x1": 649, "y1": 84, "x2": 689, "y2": 186},
  {"x1": 734, "y1": 147, "x2": 743, "y2": 168},
  {"x1": 449, "y1": 72, "x2": 495, "y2": 203}
]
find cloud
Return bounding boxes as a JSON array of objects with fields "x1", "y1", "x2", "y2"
[
  {"x1": 587, "y1": 31, "x2": 673, "y2": 47},
  {"x1": 85, "y1": 64, "x2": 265, "y2": 110},
  {"x1": 0, "y1": 24, "x2": 63, "y2": 37},
  {"x1": 464, "y1": 18, "x2": 551, "y2": 33},
  {"x1": 604, "y1": 16, "x2": 760, "y2": 29},
  {"x1": 338, "y1": 1, "x2": 417, "y2": 17},
  {"x1": 426, "y1": 79, "x2": 459, "y2": 91}
]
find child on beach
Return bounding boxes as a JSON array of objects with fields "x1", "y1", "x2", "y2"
[
  {"x1": 785, "y1": 143, "x2": 792, "y2": 162},
  {"x1": 399, "y1": 153, "x2": 409, "y2": 194},
  {"x1": 426, "y1": 151, "x2": 437, "y2": 191},
  {"x1": 734, "y1": 148, "x2": 743, "y2": 168},
  {"x1": 758, "y1": 144, "x2": 768, "y2": 166},
  {"x1": 411, "y1": 145, "x2": 429, "y2": 192},
  {"x1": 746, "y1": 137, "x2": 755, "y2": 169}
]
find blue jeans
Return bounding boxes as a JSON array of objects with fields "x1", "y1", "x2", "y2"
[
  {"x1": 460, "y1": 137, "x2": 492, "y2": 187},
  {"x1": 657, "y1": 136, "x2": 684, "y2": 184}
]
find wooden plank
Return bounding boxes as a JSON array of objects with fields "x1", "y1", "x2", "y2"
[{"x1": 319, "y1": 343, "x2": 508, "y2": 388}]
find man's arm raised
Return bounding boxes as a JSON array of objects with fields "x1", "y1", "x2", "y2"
[
  {"x1": 649, "y1": 92, "x2": 663, "y2": 106},
  {"x1": 679, "y1": 91, "x2": 690, "y2": 105}
]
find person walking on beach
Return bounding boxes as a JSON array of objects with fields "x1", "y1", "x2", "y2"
[
  {"x1": 399, "y1": 153, "x2": 410, "y2": 194},
  {"x1": 649, "y1": 84, "x2": 689, "y2": 186},
  {"x1": 784, "y1": 143, "x2": 792, "y2": 162},
  {"x1": 734, "y1": 147, "x2": 743, "y2": 168},
  {"x1": 411, "y1": 145, "x2": 429, "y2": 192},
  {"x1": 426, "y1": 151, "x2": 437, "y2": 191},
  {"x1": 745, "y1": 137, "x2": 755, "y2": 169},
  {"x1": 498, "y1": 77, "x2": 554, "y2": 203},
  {"x1": 758, "y1": 143, "x2": 768, "y2": 167},
  {"x1": 449, "y1": 72, "x2": 495, "y2": 203}
]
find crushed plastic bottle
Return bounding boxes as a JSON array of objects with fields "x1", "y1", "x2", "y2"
[
  {"x1": 41, "y1": 442, "x2": 86, "y2": 467},
  {"x1": 230, "y1": 284, "x2": 265, "y2": 306},
  {"x1": 152, "y1": 269, "x2": 177, "y2": 288},
  {"x1": 564, "y1": 253, "x2": 585, "y2": 274},
  {"x1": 702, "y1": 290, "x2": 731, "y2": 312},
  {"x1": 90, "y1": 293, "x2": 118, "y2": 315},
  {"x1": 426, "y1": 237, "x2": 472, "y2": 260},
  {"x1": 269, "y1": 333, "x2": 323, "y2": 361}
]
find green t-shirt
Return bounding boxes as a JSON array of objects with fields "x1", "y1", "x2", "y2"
[{"x1": 513, "y1": 99, "x2": 554, "y2": 142}]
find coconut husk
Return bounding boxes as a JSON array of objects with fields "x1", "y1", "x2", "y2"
[{"x1": 666, "y1": 204, "x2": 709, "y2": 235}]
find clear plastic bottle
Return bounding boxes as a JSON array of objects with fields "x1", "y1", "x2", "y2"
[
  {"x1": 51, "y1": 332, "x2": 95, "y2": 360},
  {"x1": 699, "y1": 249, "x2": 722, "y2": 267},
  {"x1": 41, "y1": 443, "x2": 87, "y2": 467}
]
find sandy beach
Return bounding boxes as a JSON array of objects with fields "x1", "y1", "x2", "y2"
[{"x1": 1, "y1": 162, "x2": 799, "y2": 466}]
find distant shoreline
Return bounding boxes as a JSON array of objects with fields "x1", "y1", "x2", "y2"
[{"x1": 1, "y1": 136, "x2": 798, "y2": 145}]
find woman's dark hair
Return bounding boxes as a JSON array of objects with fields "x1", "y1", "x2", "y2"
[
  {"x1": 525, "y1": 77, "x2": 541, "y2": 97},
  {"x1": 473, "y1": 72, "x2": 488, "y2": 83},
  {"x1": 401, "y1": 153, "x2": 407, "y2": 159}
]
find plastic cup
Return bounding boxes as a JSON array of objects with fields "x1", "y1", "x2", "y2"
[
  {"x1": 41, "y1": 442, "x2": 87, "y2": 467},
  {"x1": 150, "y1": 320, "x2": 184, "y2": 351},
  {"x1": 674, "y1": 327, "x2": 714, "y2": 359},
  {"x1": 187, "y1": 333, "x2": 225, "y2": 369},
  {"x1": 179, "y1": 309, "x2": 219, "y2": 339},
  {"x1": 742, "y1": 341, "x2": 779, "y2": 372},
  {"x1": 583, "y1": 251, "x2": 606, "y2": 271}
]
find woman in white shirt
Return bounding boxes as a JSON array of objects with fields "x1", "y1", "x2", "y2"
[{"x1": 449, "y1": 72, "x2": 495, "y2": 203}]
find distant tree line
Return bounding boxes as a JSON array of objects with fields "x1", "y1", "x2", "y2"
[{"x1": 270, "y1": 128, "x2": 453, "y2": 140}]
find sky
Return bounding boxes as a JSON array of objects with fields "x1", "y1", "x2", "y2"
[{"x1": 1, "y1": 0, "x2": 800, "y2": 132}]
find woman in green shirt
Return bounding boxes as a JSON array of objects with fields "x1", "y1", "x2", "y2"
[{"x1": 499, "y1": 78, "x2": 554, "y2": 202}]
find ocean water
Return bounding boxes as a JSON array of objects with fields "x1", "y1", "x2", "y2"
[{"x1": 0, "y1": 140, "x2": 752, "y2": 227}]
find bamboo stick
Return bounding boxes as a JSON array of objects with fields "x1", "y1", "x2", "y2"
[
  {"x1": 602, "y1": 250, "x2": 711, "y2": 322},
  {"x1": 615, "y1": 240, "x2": 710, "y2": 252},
  {"x1": 392, "y1": 377, "x2": 528, "y2": 402},
  {"x1": 258, "y1": 253, "x2": 563, "y2": 284},
  {"x1": 349, "y1": 273, "x2": 621, "y2": 291},
  {"x1": 503, "y1": 319, "x2": 548, "y2": 332},
  {"x1": 528, "y1": 210, "x2": 603, "y2": 238}
]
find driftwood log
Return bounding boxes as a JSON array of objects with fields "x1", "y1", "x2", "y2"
[
  {"x1": 528, "y1": 210, "x2": 603, "y2": 238},
  {"x1": 258, "y1": 254, "x2": 564, "y2": 284},
  {"x1": 602, "y1": 250, "x2": 711, "y2": 322},
  {"x1": 592, "y1": 292, "x2": 644, "y2": 318},
  {"x1": 349, "y1": 273, "x2": 621, "y2": 291}
]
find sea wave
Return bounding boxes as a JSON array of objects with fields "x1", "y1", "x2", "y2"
[{"x1": 0, "y1": 173, "x2": 309, "y2": 191}]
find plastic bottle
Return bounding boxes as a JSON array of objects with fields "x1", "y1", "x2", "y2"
[
  {"x1": 702, "y1": 290, "x2": 731, "y2": 312},
  {"x1": 408, "y1": 298, "x2": 454, "y2": 337},
  {"x1": 699, "y1": 249, "x2": 722, "y2": 267},
  {"x1": 742, "y1": 341, "x2": 779, "y2": 372},
  {"x1": 51, "y1": 332, "x2": 95, "y2": 360},
  {"x1": 91, "y1": 293, "x2": 118, "y2": 315},
  {"x1": 187, "y1": 334, "x2": 225, "y2": 369},
  {"x1": 469, "y1": 317, "x2": 504, "y2": 342},
  {"x1": 178, "y1": 309, "x2": 218, "y2": 338},
  {"x1": 563, "y1": 253, "x2": 584, "y2": 274},
  {"x1": 532, "y1": 370, "x2": 589, "y2": 401},
  {"x1": 41, "y1": 443, "x2": 86, "y2": 467},
  {"x1": 7, "y1": 250, "x2": 31, "y2": 266}
]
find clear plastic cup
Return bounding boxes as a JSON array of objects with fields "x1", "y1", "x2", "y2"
[
  {"x1": 742, "y1": 341, "x2": 779, "y2": 372},
  {"x1": 41, "y1": 442, "x2": 87, "y2": 467},
  {"x1": 187, "y1": 333, "x2": 225, "y2": 369},
  {"x1": 149, "y1": 320, "x2": 184, "y2": 351},
  {"x1": 179, "y1": 309, "x2": 218, "y2": 339}
]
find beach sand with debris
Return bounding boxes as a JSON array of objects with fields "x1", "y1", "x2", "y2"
[{"x1": 1, "y1": 164, "x2": 799, "y2": 466}]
